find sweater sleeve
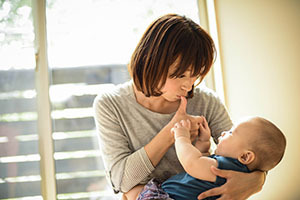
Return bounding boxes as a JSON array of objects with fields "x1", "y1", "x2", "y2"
[{"x1": 93, "y1": 94, "x2": 154, "y2": 193}]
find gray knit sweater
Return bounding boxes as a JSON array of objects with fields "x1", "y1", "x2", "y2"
[{"x1": 93, "y1": 80, "x2": 232, "y2": 193}]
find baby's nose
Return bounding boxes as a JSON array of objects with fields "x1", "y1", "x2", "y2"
[{"x1": 221, "y1": 131, "x2": 226, "y2": 137}]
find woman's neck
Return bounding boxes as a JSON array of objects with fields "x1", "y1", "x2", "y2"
[{"x1": 133, "y1": 86, "x2": 179, "y2": 114}]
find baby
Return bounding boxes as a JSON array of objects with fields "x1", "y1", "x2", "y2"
[{"x1": 135, "y1": 116, "x2": 286, "y2": 200}]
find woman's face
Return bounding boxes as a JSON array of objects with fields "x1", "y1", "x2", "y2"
[{"x1": 160, "y1": 61, "x2": 198, "y2": 102}]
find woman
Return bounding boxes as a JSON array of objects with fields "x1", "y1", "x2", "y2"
[{"x1": 93, "y1": 14, "x2": 265, "y2": 199}]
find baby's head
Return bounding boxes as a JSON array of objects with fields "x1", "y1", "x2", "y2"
[{"x1": 215, "y1": 116, "x2": 286, "y2": 171}]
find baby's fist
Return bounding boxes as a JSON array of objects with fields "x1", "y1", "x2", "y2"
[{"x1": 172, "y1": 119, "x2": 191, "y2": 139}]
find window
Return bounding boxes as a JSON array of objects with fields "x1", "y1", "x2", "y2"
[
  {"x1": 0, "y1": 0, "x2": 42, "y2": 199},
  {"x1": 0, "y1": 0, "x2": 200, "y2": 199}
]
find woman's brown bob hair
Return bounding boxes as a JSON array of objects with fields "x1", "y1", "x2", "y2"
[{"x1": 128, "y1": 14, "x2": 216, "y2": 98}]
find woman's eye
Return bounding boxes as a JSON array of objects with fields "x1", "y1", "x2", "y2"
[{"x1": 178, "y1": 75, "x2": 186, "y2": 78}]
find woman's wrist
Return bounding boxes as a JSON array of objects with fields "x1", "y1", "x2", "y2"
[
  {"x1": 162, "y1": 124, "x2": 175, "y2": 145},
  {"x1": 145, "y1": 126, "x2": 175, "y2": 167}
]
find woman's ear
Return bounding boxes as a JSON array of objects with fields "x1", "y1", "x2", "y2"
[{"x1": 238, "y1": 151, "x2": 255, "y2": 165}]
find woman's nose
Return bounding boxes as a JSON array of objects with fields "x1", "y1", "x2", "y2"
[
  {"x1": 181, "y1": 84, "x2": 192, "y2": 91},
  {"x1": 182, "y1": 78, "x2": 195, "y2": 91}
]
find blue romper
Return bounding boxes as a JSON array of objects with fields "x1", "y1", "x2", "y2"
[{"x1": 161, "y1": 155, "x2": 250, "y2": 200}]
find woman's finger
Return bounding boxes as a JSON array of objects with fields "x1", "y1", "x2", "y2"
[
  {"x1": 193, "y1": 116, "x2": 204, "y2": 124},
  {"x1": 176, "y1": 96, "x2": 187, "y2": 115},
  {"x1": 210, "y1": 166, "x2": 231, "y2": 178},
  {"x1": 180, "y1": 119, "x2": 186, "y2": 126},
  {"x1": 215, "y1": 195, "x2": 227, "y2": 200},
  {"x1": 197, "y1": 186, "x2": 222, "y2": 199},
  {"x1": 186, "y1": 119, "x2": 191, "y2": 129}
]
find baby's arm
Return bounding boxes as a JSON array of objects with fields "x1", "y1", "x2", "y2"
[
  {"x1": 194, "y1": 116, "x2": 211, "y2": 156},
  {"x1": 172, "y1": 120, "x2": 217, "y2": 182}
]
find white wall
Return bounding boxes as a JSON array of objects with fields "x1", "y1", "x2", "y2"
[{"x1": 214, "y1": 0, "x2": 300, "y2": 199}]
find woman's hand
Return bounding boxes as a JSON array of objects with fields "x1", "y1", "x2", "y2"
[
  {"x1": 197, "y1": 166, "x2": 265, "y2": 200},
  {"x1": 123, "y1": 184, "x2": 145, "y2": 200},
  {"x1": 145, "y1": 97, "x2": 202, "y2": 167}
]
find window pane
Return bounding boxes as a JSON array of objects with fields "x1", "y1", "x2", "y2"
[
  {"x1": 0, "y1": 0, "x2": 42, "y2": 199},
  {"x1": 46, "y1": 0, "x2": 199, "y2": 199}
]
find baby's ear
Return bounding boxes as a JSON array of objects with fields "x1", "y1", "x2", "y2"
[{"x1": 238, "y1": 151, "x2": 255, "y2": 165}]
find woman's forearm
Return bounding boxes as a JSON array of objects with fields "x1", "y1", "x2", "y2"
[
  {"x1": 120, "y1": 148, "x2": 154, "y2": 192},
  {"x1": 120, "y1": 125, "x2": 175, "y2": 192},
  {"x1": 144, "y1": 124, "x2": 174, "y2": 167}
]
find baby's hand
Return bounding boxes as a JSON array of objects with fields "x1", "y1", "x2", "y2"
[
  {"x1": 171, "y1": 119, "x2": 191, "y2": 140},
  {"x1": 198, "y1": 116, "x2": 211, "y2": 141}
]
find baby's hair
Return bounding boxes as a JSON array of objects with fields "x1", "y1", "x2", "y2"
[
  {"x1": 129, "y1": 14, "x2": 215, "y2": 97},
  {"x1": 250, "y1": 117, "x2": 286, "y2": 171}
]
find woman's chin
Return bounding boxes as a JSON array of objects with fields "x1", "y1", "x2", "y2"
[{"x1": 162, "y1": 95, "x2": 180, "y2": 102}]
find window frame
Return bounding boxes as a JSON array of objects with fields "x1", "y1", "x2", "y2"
[
  {"x1": 198, "y1": 0, "x2": 226, "y2": 104},
  {"x1": 32, "y1": 0, "x2": 57, "y2": 199}
]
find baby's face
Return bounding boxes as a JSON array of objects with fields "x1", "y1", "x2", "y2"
[{"x1": 215, "y1": 121, "x2": 254, "y2": 158}]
